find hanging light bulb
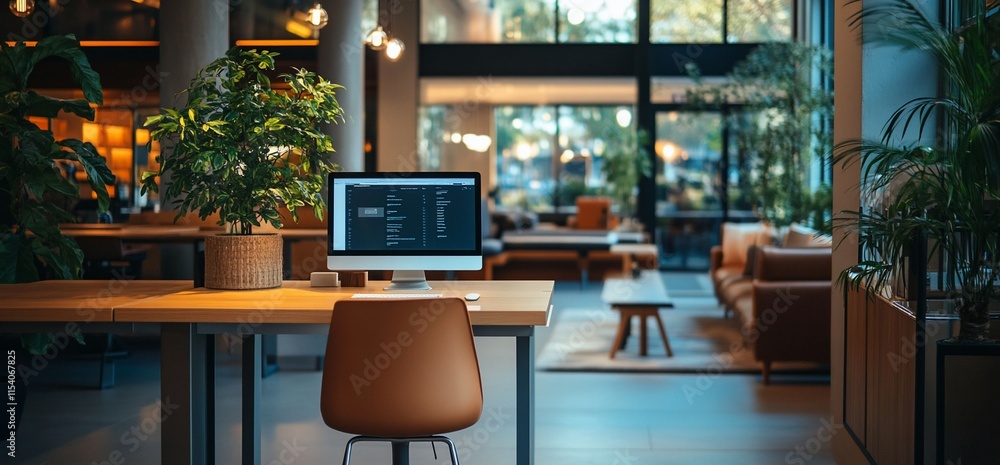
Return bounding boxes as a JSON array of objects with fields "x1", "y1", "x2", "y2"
[
  {"x1": 366, "y1": 26, "x2": 388, "y2": 50},
  {"x1": 385, "y1": 37, "x2": 405, "y2": 61},
  {"x1": 306, "y1": 2, "x2": 328, "y2": 29},
  {"x1": 9, "y1": 0, "x2": 34, "y2": 17}
]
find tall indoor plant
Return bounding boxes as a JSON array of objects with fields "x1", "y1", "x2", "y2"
[
  {"x1": 834, "y1": 0, "x2": 1000, "y2": 342},
  {"x1": 685, "y1": 41, "x2": 834, "y2": 230},
  {"x1": 141, "y1": 47, "x2": 344, "y2": 289},
  {"x1": 0, "y1": 35, "x2": 114, "y2": 285},
  {"x1": 602, "y1": 127, "x2": 652, "y2": 229}
]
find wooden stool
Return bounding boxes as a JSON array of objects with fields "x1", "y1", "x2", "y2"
[{"x1": 609, "y1": 305, "x2": 673, "y2": 358}]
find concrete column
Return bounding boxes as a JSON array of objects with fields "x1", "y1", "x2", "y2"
[
  {"x1": 159, "y1": 0, "x2": 229, "y2": 109},
  {"x1": 157, "y1": 0, "x2": 228, "y2": 278},
  {"x1": 377, "y1": 0, "x2": 419, "y2": 172},
  {"x1": 318, "y1": 0, "x2": 365, "y2": 172}
]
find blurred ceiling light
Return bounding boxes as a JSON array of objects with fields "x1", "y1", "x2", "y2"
[
  {"x1": 450, "y1": 132, "x2": 462, "y2": 144},
  {"x1": 385, "y1": 38, "x2": 405, "y2": 61},
  {"x1": 515, "y1": 142, "x2": 533, "y2": 161},
  {"x1": 366, "y1": 26, "x2": 388, "y2": 50},
  {"x1": 462, "y1": 134, "x2": 492, "y2": 153},
  {"x1": 615, "y1": 108, "x2": 632, "y2": 128},
  {"x1": 566, "y1": 8, "x2": 585, "y2": 25},
  {"x1": 9, "y1": 0, "x2": 33, "y2": 17},
  {"x1": 306, "y1": 3, "x2": 329, "y2": 29},
  {"x1": 560, "y1": 149, "x2": 574, "y2": 164}
]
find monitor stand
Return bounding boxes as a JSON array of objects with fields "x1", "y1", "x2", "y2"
[{"x1": 385, "y1": 270, "x2": 432, "y2": 290}]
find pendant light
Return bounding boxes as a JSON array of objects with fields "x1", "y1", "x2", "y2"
[
  {"x1": 9, "y1": 0, "x2": 33, "y2": 17},
  {"x1": 306, "y1": 2, "x2": 328, "y2": 30}
]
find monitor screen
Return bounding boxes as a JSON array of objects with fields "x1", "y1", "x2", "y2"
[{"x1": 327, "y1": 172, "x2": 482, "y2": 289}]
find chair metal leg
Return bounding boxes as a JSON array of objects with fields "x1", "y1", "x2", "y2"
[{"x1": 340, "y1": 435, "x2": 462, "y2": 465}]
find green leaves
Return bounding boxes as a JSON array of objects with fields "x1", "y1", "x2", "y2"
[
  {"x1": 1, "y1": 35, "x2": 108, "y2": 284},
  {"x1": 142, "y1": 47, "x2": 344, "y2": 235}
]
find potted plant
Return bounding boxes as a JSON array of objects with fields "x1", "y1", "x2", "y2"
[
  {"x1": 834, "y1": 0, "x2": 1000, "y2": 343},
  {"x1": 141, "y1": 47, "x2": 344, "y2": 289},
  {"x1": 601, "y1": 127, "x2": 652, "y2": 231},
  {"x1": 685, "y1": 41, "x2": 834, "y2": 231}
]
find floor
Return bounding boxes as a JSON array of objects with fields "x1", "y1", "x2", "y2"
[{"x1": 12, "y1": 276, "x2": 835, "y2": 465}]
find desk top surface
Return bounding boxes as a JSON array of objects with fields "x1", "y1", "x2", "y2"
[
  {"x1": 601, "y1": 271, "x2": 673, "y2": 307},
  {"x1": 59, "y1": 226, "x2": 327, "y2": 242},
  {"x1": 1, "y1": 280, "x2": 552, "y2": 326},
  {"x1": 0, "y1": 280, "x2": 194, "y2": 322},
  {"x1": 114, "y1": 280, "x2": 553, "y2": 326}
]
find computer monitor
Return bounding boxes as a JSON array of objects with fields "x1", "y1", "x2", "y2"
[{"x1": 327, "y1": 172, "x2": 482, "y2": 290}]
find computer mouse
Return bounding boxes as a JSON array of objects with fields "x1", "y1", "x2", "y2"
[{"x1": 464, "y1": 293, "x2": 480, "y2": 302}]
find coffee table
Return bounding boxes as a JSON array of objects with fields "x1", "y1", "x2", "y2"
[{"x1": 601, "y1": 270, "x2": 674, "y2": 358}]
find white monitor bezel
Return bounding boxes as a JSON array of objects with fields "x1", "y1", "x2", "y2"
[{"x1": 326, "y1": 172, "x2": 483, "y2": 272}]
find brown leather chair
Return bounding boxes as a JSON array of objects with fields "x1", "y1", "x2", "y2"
[{"x1": 320, "y1": 298, "x2": 483, "y2": 465}]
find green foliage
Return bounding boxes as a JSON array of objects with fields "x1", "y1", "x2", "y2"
[
  {"x1": 141, "y1": 48, "x2": 344, "y2": 235},
  {"x1": 685, "y1": 42, "x2": 834, "y2": 230},
  {"x1": 0, "y1": 35, "x2": 114, "y2": 285},
  {"x1": 834, "y1": 0, "x2": 1000, "y2": 341},
  {"x1": 601, "y1": 127, "x2": 652, "y2": 219}
]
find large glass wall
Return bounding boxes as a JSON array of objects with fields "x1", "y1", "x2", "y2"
[
  {"x1": 420, "y1": 0, "x2": 636, "y2": 43},
  {"x1": 650, "y1": 0, "x2": 791, "y2": 43},
  {"x1": 494, "y1": 105, "x2": 635, "y2": 212},
  {"x1": 654, "y1": 111, "x2": 727, "y2": 269}
]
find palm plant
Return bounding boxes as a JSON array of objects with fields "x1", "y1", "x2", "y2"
[{"x1": 834, "y1": 0, "x2": 1000, "y2": 342}]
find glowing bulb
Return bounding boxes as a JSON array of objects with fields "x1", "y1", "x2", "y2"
[
  {"x1": 385, "y1": 38, "x2": 404, "y2": 61},
  {"x1": 306, "y1": 3, "x2": 328, "y2": 29},
  {"x1": 615, "y1": 108, "x2": 632, "y2": 128},
  {"x1": 450, "y1": 132, "x2": 462, "y2": 144},
  {"x1": 567, "y1": 8, "x2": 585, "y2": 25},
  {"x1": 9, "y1": 0, "x2": 33, "y2": 17},
  {"x1": 366, "y1": 26, "x2": 388, "y2": 50}
]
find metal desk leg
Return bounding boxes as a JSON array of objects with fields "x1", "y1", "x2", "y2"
[
  {"x1": 161, "y1": 323, "x2": 210, "y2": 465},
  {"x1": 515, "y1": 330, "x2": 535, "y2": 465},
  {"x1": 243, "y1": 334, "x2": 262, "y2": 465}
]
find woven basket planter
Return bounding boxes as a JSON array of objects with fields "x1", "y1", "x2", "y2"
[{"x1": 204, "y1": 234, "x2": 283, "y2": 290}]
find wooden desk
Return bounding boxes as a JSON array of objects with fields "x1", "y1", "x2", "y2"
[
  {"x1": 0, "y1": 280, "x2": 192, "y2": 322},
  {"x1": 112, "y1": 279, "x2": 552, "y2": 465}
]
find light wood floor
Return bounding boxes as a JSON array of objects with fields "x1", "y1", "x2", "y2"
[{"x1": 13, "y1": 278, "x2": 835, "y2": 465}]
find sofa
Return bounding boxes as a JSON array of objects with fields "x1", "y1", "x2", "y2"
[{"x1": 709, "y1": 223, "x2": 832, "y2": 384}]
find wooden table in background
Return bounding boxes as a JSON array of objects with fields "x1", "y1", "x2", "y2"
[{"x1": 602, "y1": 271, "x2": 674, "y2": 358}]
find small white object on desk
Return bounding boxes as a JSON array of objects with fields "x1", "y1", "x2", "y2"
[
  {"x1": 464, "y1": 293, "x2": 480, "y2": 301},
  {"x1": 310, "y1": 271, "x2": 340, "y2": 287},
  {"x1": 351, "y1": 293, "x2": 443, "y2": 299}
]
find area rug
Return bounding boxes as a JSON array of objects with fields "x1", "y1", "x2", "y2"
[{"x1": 536, "y1": 303, "x2": 829, "y2": 376}]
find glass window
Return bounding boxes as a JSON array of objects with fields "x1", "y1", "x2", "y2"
[
  {"x1": 654, "y1": 112, "x2": 723, "y2": 214},
  {"x1": 421, "y1": 0, "x2": 556, "y2": 43},
  {"x1": 726, "y1": 0, "x2": 792, "y2": 42},
  {"x1": 495, "y1": 106, "x2": 558, "y2": 210},
  {"x1": 650, "y1": 0, "x2": 723, "y2": 43},
  {"x1": 556, "y1": 0, "x2": 637, "y2": 43},
  {"x1": 493, "y1": 105, "x2": 635, "y2": 212}
]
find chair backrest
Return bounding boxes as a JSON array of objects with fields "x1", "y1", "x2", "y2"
[
  {"x1": 575, "y1": 196, "x2": 613, "y2": 230},
  {"x1": 320, "y1": 298, "x2": 483, "y2": 437}
]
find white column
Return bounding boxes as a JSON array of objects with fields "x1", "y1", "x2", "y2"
[{"x1": 318, "y1": 0, "x2": 365, "y2": 172}]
